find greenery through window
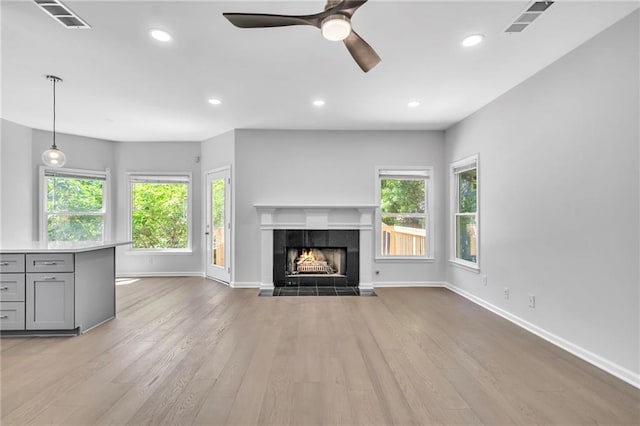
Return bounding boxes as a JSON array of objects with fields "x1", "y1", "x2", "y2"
[
  {"x1": 378, "y1": 169, "x2": 430, "y2": 257},
  {"x1": 129, "y1": 174, "x2": 191, "y2": 250},
  {"x1": 452, "y1": 156, "x2": 478, "y2": 266},
  {"x1": 43, "y1": 169, "x2": 108, "y2": 242}
]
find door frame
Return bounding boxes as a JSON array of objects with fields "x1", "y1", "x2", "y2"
[{"x1": 203, "y1": 166, "x2": 232, "y2": 284}]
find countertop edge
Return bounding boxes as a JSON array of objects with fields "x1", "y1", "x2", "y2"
[{"x1": 0, "y1": 241, "x2": 133, "y2": 254}]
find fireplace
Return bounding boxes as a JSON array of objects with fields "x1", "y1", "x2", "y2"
[
  {"x1": 274, "y1": 230, "x2": 359, "y2": 287},
  {"x1": 255, "y1": 204, "x2": 375, "y2": 291}
]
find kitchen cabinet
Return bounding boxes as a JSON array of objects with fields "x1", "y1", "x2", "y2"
[{"x1": 0, "y1": 241, "x2": 130, "y2": 336}]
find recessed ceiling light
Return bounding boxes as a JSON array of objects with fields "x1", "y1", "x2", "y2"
[
  {"x1": 313, "y1": 100, "x2": 325, "y2": 107},
  {"x1": 208, "y1": 98, "x2": 222, "y2": 105},
  {"x1": 462, "y1": 34, "x2": 484, "y2": 47},
  {"x1": 150, "y1": 29, "x2": 172, "y2": 42},
  {"x1": 408, "y1": 101, "x2": 420, "y2": 107}
]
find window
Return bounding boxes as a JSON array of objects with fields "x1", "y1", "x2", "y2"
[
  {"x1": 128, "y1": 173, "x2": 192, "y2": 252},
  {"x1": 377, "y1": 168, "x2": 433, "y2": 259},
  {"x1": 40, "y1": 167, "x2": 110, "y2": 243},
  {"x1": 451, "y1": 155, "x2": 479, "y2": 269}
]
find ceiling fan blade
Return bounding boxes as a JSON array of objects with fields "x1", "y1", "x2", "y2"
[
  {"x1": 343, "y1": 30, "x2": 381, "y2": 72},
  {"x1": 333, "y1": 1, "x2": 368, "y2": 16},
  {"x1": 223, "y1": 13, "x2": 318, "y2": 29}
]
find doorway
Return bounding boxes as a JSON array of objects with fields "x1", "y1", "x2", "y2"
[{"x1": 205, "y1": 167, "x2": 231, "y2": 283}]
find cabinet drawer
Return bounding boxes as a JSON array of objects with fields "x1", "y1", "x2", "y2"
[
  {"x1": 0, "y1": 254, "x2": 25, "y2": 273},
  {"x1": 0, "y1": 302, "x2": 25, "y2": 330},
  {"x1": 0, "y1": 274, "x2": 25, "y2": 302},
  {"x1": 26, "y1": 254, "x2": 74, "y2": 273}
]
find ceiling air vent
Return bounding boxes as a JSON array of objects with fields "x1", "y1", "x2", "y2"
[
  {"x1": 33, "y1": 0, "x2": 91, "y2": 29},
  {"x1": 505, "y1": 1, "x2": 553, "y2": 33}
]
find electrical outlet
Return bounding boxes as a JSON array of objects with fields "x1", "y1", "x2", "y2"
[
  {"x1": 503, "y1": 287, "x2": 510, "y2": 299},
  {"x1": 528, "y1": 294, "x2": 535, "y2": 308},
  {"x1": 482, "y1": 275, "x2": 488, "y2": 286}
]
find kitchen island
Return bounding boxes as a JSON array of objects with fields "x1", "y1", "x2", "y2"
[{"x1": 0, "y1": 241, "x2": 130, "y2": 336}]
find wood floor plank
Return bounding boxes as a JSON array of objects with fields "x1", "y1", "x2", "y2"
[{"x1": 1, "y1": 280, "x2": 637, "y2": 426}]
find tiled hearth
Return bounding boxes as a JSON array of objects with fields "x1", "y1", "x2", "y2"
[{"x1": 264, "y1": 285, "x2": 375, "y2": 297}]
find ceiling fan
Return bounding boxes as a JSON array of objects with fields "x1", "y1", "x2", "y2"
[{"x1": 223, "y1": 0, "x2": 381, "y2": 73}]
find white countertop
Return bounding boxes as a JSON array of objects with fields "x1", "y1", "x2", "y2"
[{"x1": 0, "y1": 241, "x2": 132, "y2": 254}]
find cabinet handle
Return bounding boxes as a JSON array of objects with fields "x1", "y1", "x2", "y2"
[
  {"x1": 0, "y1": 287, "x2": 8, "y2": 290},
  {"x1": 42, "y1": 261, "x2": 58, "y2": 265},
  {"x1": 0, "y1": 315, "x2": 8, "y2": 319},
  {"x1": 0, "y1": 262, "x2": 9, "y2": 266},
  {"x1": 42, "y1": 276, "x2": 57, "y2": 281}
]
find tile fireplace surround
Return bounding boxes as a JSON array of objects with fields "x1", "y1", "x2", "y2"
[{"x1": 255, "y1": 205, "x2": 376, "y2": 291}]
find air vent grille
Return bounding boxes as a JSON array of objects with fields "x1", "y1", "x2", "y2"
[
  {"x1": 505, "y1": 1, "x2": 553, "y2": 33},
  {"x1": 33, "y1": 0, "x2": 91, "y2": 29}
]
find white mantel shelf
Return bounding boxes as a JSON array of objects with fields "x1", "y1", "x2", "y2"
[
  {"x1": 255, "y1": 205, "x2": 375, "y2": 291},
  {"x1": 255, "y1": 204, "x2": 377, "y2": 231}
]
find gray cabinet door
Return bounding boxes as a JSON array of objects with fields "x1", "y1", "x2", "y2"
[{"x1": 26, "y1": 273, "x2": 74, "y2": 330}]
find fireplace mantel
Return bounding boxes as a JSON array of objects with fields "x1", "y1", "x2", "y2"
[{"x1": 255, "y1": 204, "x2": 376, "y2": 290}]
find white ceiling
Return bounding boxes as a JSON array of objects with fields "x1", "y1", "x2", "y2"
[{"x1": 1, "y1": 1, "x2": 638, "y2": 142}]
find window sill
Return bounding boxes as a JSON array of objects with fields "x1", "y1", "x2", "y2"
[
  {"x1": 375, "y1": 256, "x2": 435, "y2": 263},
  {"x1": 126, "y1": 249, "x2": 193, "y2": 256},
  {"x1": 449, "y1": 259, "x2": 480, "y2": 273}
]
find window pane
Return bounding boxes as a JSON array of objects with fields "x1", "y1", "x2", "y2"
[
  {"x1": 132, "y1": 182, "x2": 188, "y2": 249},
  {"x1": 212, "y1": 178, "x2": 225, "y2": 267},
  {"x1": 380, "y1": 216, "x2": 426, "y2": 256},
  {"x1": 456, "y1": 215, "x2": 477, "y2": 262},
  {"x1": 48, "y1": 215, "x2": 103, "y2": 242},
  {"x1": 47, "y1": 177, "x2": 104, "y2": 213},
  {"x1": 458, "y1": 169, "x2": 477, "y2": 213},
  {"x1": 381, "y1": 179, "x2": 425, "y2": 214}
]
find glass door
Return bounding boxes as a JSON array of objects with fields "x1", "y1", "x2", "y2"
[{"x1": 205, "y1": 168, "x2": 231, "y2": 283}]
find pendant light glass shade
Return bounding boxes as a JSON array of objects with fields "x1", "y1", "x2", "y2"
[
  {"x1": 42, "y1": 146, "x2": 67, "y2": 167},
  {"x1": 42, "y1": 75, "x2": 66, "y2": 168}
]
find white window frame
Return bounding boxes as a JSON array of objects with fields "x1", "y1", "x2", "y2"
[
  {"x1": 375, "y1": 166, "x2": 434, "y2": 261},
  {"x1": 127, "y1": 172, "x2": 193, "y2": 254},
  {"x1": 39, "y1": 166, "x2": 111, "y2": 243},
  {"x1": 450, "y1": 154, "x2": 480, "y2": 272}
]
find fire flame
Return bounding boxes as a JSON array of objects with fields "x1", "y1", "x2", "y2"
[{"x1": 296, "y1": 249, "x2": 316, "y2": 264}]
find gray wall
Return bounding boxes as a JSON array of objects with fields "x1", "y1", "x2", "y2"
[
  {"x1": 1, "y1": 125, "x2": 203, "y2": 276},
  {"x1": 0, "y1": 119, "x2": 33, "y2": 242},
  {"x1": 445, "y1": 12, "x2": 639, "y2": 378},
  {"x1": 113, "y1": 141, "x2": 202, "y2": 276},
  {"x1": 31, "y1": 129, "x2": 115, "y2": 239},
  {"x1": 233, "y1": 129, "x2": 446, "y2": 286}
]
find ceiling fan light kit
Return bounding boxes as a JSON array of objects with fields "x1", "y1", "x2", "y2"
[
  {"x1": 223, "y1": 0, "x2": 380, "y2": 72},
  {"x1": 321, "y1": 15, "x2": 351, "y2": 41}
]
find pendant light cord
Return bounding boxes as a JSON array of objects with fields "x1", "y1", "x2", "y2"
[
  {"x1": 52, "y1": 77, "x2": 56, "y2": 149},
  {"x1": 46, "y1": 75, "x2": 62, "y2": 149}
]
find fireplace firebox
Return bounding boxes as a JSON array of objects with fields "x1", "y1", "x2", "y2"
[{"x1": 273, "y1": 230, "x2": 359, "y2": 287}]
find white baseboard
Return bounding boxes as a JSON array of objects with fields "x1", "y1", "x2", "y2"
[
  {"x1": 444, "y1": 282, "x2": 640, "y2": 389},
  {"x1": 373, "y1": 281, "x2": 446, "y2": 288},
  {"x1": 230, "y1": 281, "x2": 261, "y2": 289},
  {"x1": 359, "y1": 281, "x2": 374, "y2": 291},
  {"x1": 116, "y1": 271, "x2": 205, "y2": 278}
]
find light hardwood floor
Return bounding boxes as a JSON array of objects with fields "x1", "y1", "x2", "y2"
[{"x1": 1, "y1": 277, "x2": 638, "y2": 425}]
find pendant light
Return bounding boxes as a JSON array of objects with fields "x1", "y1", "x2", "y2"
[{"x1": 41, "y1": 75, "x2": 66, "y2": 167}]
